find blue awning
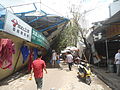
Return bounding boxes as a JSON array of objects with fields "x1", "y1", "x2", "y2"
[{"x1": 0, "y1": 3, "x2": 69, "y2": 44}]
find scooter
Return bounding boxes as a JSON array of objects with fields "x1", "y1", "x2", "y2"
[{"x1": 77, "y1": 61, "x2": 92, "y2": 85}]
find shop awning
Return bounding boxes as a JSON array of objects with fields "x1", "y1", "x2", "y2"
[
  {"x1": 0, "y1": 5, "x2": 50, "y2": 49},
  {"x1": 2, "y1": 3, "x2": 69, "y2": 43},
  {"x1": 0, "y1": 3, "x2": 69, "y2": 49},
  {"x1": 104, "y1": 10, "x2": 120, "y2": 24}
]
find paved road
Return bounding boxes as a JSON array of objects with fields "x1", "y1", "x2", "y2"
[{"x1": 0, "y1": 63, "x2": 111, "y2": 90}]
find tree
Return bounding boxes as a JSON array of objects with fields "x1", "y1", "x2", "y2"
[
  {"x1": 55, "y1": 4, "x2": 90, "y2": 52},
  {"x1": 70, "y1": 5, "x2": 89, "y2": 47},
  {"x1": 55, "y1": 20, "x2": 79, "y2": 52}
]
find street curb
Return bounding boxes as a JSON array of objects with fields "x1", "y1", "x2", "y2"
[{"x1": 92, "y1": 68, "x2": 119, "y2": 90}]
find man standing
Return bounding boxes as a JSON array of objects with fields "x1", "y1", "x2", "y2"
[
  {"x1": 31, "y1": 52, "x2": 47, "y2": 90},
  {"x1": 115, "y1": 49, "x2": 120, "y2": 76},
  {"x1": 51, "y1": 50, "x2": 57, "y2": 67},
  {"x1": 66, "y1": 51, "x2": 73, "y2": 71}
]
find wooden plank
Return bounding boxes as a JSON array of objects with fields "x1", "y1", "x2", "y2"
[{"x1": 106, "y1": 24, "x2": 120, "y2": 38}]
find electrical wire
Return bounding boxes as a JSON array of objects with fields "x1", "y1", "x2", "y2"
[
  {"x1": 4, "y1": 1, "x2": 64, "y2": 17},
  {"x1": 41, "y1": 2, "x2": 64, "y2": 17}
]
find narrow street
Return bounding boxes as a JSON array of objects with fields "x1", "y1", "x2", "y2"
[{"x1": 0, "y1": 62, "x2": 111, "y2": 90}]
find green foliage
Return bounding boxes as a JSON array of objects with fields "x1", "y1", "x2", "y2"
[
  {"x1": 55, "y1": 20, "x2": 80, "y2": 51},
  {"x1": 55, "y1": 5, "x2": 89, "y2": 52}
]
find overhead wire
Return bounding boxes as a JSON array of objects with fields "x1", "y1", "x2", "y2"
[
  {"x1": 40, "y1": 2, "x2": 64, "y2": 17},
  {"x1": 4, "y1": 1, "x2": 65, "y2": 17},
  {"x1": 5, "y1": 2, "x2": 40, "y2": 8}
]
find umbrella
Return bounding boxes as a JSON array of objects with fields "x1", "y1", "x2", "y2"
[
  {"x1": 61, "y1": 49, "x2": 70, "y2": 53},
  {"x1": 66, "y1": 46, "x2": 78, "y2": 51}
]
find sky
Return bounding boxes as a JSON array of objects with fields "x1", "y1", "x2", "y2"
[{"x1": 0, "y1": 0, "x2": 113, "y2": 28}]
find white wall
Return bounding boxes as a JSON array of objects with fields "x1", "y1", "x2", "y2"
[{"x1": 109, "y1": 0, "x2": 120, "y2": 17}]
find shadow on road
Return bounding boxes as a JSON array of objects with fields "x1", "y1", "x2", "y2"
[{"x1": 0, "y1": 67, "x2": 29, "y2": 86}]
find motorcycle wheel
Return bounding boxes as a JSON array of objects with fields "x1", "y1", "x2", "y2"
[{"x1": 85, "y1": 76, "x2": 91, "y2": 85}]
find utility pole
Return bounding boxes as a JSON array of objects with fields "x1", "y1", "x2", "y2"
[{"x1": 40, "y1": 0, "x2": 41, "y2": 11}]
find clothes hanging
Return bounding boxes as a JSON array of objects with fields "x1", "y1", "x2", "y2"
[
  {"x1": 20, "y1": 45, "x2": 29, "y2": 63},
  {"x1": 33, "y1": 48, "x2": 38, "y2": 60},
  {"x1": 28, "y1": 49, "x2": 33, "y2": 72},
  {"x1": 0, "y1": 39, "x2": 15, "y2": 70}
]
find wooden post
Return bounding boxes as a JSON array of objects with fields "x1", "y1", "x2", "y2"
[
  {"x1": 13, "y1": 41, "x2": 25, "y2": 73},
  {"x1": 13, "y1": 48, "x2": 21, "y2": 73}
]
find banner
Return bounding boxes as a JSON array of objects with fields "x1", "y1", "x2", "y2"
[
  {"x1": 4, "y1": 11, "x2": 32, "y2": 41},
  {"x1": 31, "y1": 29, "x2": 49, "y2": 49}
]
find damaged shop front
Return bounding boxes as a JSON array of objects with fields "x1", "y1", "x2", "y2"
[
  {"x1": 88, "y1": 11, "x2": 120, "y2": 73},
  {"x1": 0, "y1": 9, "x2": 49, "y2": 80}
]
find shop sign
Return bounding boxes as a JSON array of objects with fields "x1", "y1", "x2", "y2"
[
  {"x1": 4, "y1": 11, "x2": 32, "y2": 41},
  {"x1": 31, "y1": 29, "x2": 49, "y2": 49}
]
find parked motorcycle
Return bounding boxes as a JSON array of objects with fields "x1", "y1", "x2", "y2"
[{"x1": 77, "y1": 61, "x2": 92, "y2": 85}]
